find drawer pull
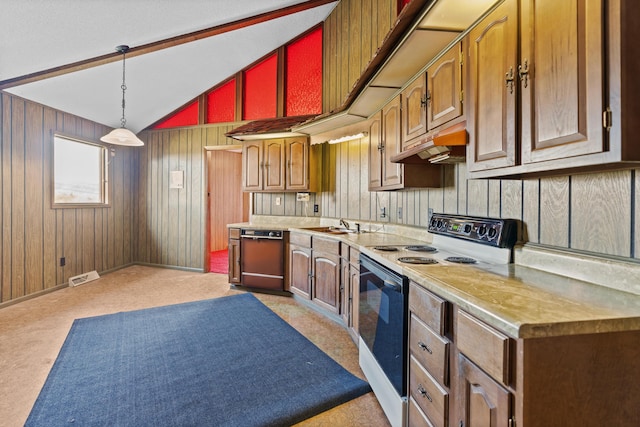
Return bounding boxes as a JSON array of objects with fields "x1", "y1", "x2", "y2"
[
  {"x1": 417, "y1": 384, "x2": 432, "y2": 402},
  {"x1": 418, "y1": 341, "x2": 433, "y2": 354}
]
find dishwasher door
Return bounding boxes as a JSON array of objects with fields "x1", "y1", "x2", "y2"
[{"x1": 240, "y1": 236, "x2": 284, "y2": 290}]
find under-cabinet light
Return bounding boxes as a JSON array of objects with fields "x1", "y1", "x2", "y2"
[{"x1": 327, "y1": 132, "x2": 367, "y2": 144}]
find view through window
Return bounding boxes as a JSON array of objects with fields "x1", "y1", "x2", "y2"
[{"x1": 53, "y1": 134, "x2": 108, "y2": 206}]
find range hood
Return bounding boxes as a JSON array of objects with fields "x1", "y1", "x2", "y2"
[{"x1": 391, "y1": 122, "x2": 467, "y2": 164}]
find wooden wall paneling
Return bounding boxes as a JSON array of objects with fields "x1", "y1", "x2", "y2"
[
  {"x1": 42, "y1": 107, "x2": 57, "y2": 289},
  {"x1": 370, "y1": 0, "x2": 379, "y2": 58},
  {"x1": 488, "y1": 180, "x2": 501, "y2": 218},
  {"x1": 570, "y1": 171, "x2": 631, "y2": 257},
  {"x1": 418, "y1": 189, "x2": 430, "y2": 226},
  {"x1": 522, "y1": 178, "x2": 540, "y2": 243},
  {"x1": 500, "y1": 179, "x2": 524, "y2": 241},
  {"x1": 338, "y1": 142, "x2": 348, "y2": 218},
  {"x1": 347, "y1": 139, "x2": 362, "y2": 220},
  {"x1": 273, "y1": 192, "x2": 286, "y2": 216},
  {"x1": 177, "y1": 129, "x2": 188, "y2": 267},
  {"x1": 167, "y1": 131, "x2": 179, "y2": 266},
  {"x1": 361, "y1": 0, "x2": 373, "y2": 72},
  {"x1": 24, "y1": 101, "x2": 44, "y2": 295},
  {"x1": 377, "y1": 0, "x2": 392, "y2": 47},
  {"x1": 349, "y1": 0, "x2": 362, "y2": 87},
  {"x1": 340, "y1": 3, "x2": 350, "y2": 105},
  {"x1": 12, "y1": 98, "x2": 26, "y2": 297},
  {"x1": 467, "y1": 178, "x2": 488, "y2": 216},
  {"x1": 61, "y1": 113, "x2": 78, "y2": 283},
  {"x1": 456, "y1": 163, "x2": 468, "y2": 215},
  {"x1": 148, "y1": 132, "x2": 159, "y2": 264},
  {"x1": 326, "y1": 143, "x2": 337, "y2": 217},
  {"x1": 190, "y1": 128, "x2": 203, "y2": 268},
  {"x1": 405, "y1": 189, "x2": 417, "y2": 225},
  {"x1": 359, "y1": 137, "x2": 372, "y2": 221},
  {"x1": 636, "y1": 170, "x2": 640, "y2": 260},
  {"x1": 1, "y1": 94, "x2": 11, "y2": 301},
  {"x1": 161, "y1": 133, "x2": 170, "y2": 265},
  {"x1": 136, "y1": 134, "x2": 148, "y2": 263},
  {"x1": 539, "y1": 176, "x2": 570, "y2": 248},
  {"x1": 81, "y1": 121, "x2": 96, "y2": 275},
  {"x1": 442, "y1": 164, "x2": 459, "y2": 214}
]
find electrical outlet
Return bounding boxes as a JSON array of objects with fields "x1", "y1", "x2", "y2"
[
  {"x1": 60, "y1": 257, "x2": 66, "y2": 267},
  {"x1": 398, "y1": 207, "x2": 403, "y2": 220},
  {"x1": 313, "y1": 204, "x2": 319, "y2": 213},
  {"x1": 275, "y1": 197, "x2": 281, "y2": 206},
  {"x1": 380, "y1": 207, "x2": 386, "y2": 218}
]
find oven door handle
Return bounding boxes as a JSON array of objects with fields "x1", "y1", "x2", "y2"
[{"x1": 383, "y1": 279, "x2": 401, "y2": 292}]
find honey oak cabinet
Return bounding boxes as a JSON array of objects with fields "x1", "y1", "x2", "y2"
[
  {"x1": 402, "y1": 42, "x2": 464, "y2": 152},
  {"x1": 242, "y1": 136, "x2": 315, "y2": 192},
  {"x1": 341, "y1": 243, "x2": 360, "y2": 343},
  {"x1": 467, "y1": 0, "x2": 640, "y2": 178},
  {"x1": 369, "y1": 97, "x2": 442, "y2": 191}
]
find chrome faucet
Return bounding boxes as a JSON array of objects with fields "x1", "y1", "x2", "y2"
[{"x1": 339, "y1": 218, "x2": 350, "y2": 230}]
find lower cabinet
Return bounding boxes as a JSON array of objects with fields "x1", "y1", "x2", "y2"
[
  {"x1": 409, "y1": 281, "x2": 640, "y2": 427},
  {"x1": 228, "y1": 228, "x2": 241, "y2": 283},
  {"x1": 310, "y1": 237, "x2": 341, "y2": 314},
  {"x1": 288, "y1": 232, "x2": 342, "y2": 315}
]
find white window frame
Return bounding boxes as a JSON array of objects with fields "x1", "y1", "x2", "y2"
[{"x1": 52, "y1": 133, "x2": 110, "y2": 208}]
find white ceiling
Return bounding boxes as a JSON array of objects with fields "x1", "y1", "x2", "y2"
[{"x1": 1, "y1": 1, "x2": 337, "y2": 133}]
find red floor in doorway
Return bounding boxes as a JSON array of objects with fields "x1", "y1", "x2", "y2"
[{"x1": 209, "y1": 249, "x2": 228, "y2": 274}]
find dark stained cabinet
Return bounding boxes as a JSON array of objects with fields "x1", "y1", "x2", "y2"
[
  {"x1": 242, "y1": 136, "x2": 315, "y2": 192},
  {"x1": 311, "y1": 237, "x2": 341, "y2": 314},
  {"x1": 228, "y1": 228, "x2": 241, "y2": 283},
  {"x1": 289, "y1": 232, "x2": 312, "y2": 299}
]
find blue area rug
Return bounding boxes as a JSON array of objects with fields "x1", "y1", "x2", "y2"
[{"x1": 26, "y1": 293, "x2": 370, "y2": 426}]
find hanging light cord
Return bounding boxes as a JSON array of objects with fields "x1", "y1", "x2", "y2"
[{"x1": 120, "y1": 49, "x2": 127, "y2": 129}]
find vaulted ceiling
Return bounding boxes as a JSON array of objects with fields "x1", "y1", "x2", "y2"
[{"x1": 1, "y1": 0, "x2": 337, "y2": 133}]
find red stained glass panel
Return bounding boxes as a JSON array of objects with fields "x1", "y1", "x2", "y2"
[
  {"x1": 243, "y1": 54, "x2": 278, "y2": 120},
  {"x1": 154, "y1": 100, "x2": 199, "y2": 129},
  {"x1": 207, "y1": 79, "x2": 236, "y2": 123},
  {"x1": 398, "y1": 0, "x2": 411, "y2": 13},
  {"x1": 285, "y1": 27, "x2": 322, "y2": 116}
]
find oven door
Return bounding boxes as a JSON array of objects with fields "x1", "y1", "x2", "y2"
[{"x1": 359, "y1": 254, "x2": 408, "y2": 396}]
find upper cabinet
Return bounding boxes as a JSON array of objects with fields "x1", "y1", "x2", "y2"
[
  {"x1": 369, "y1": 96, "x2": 442, "y2": 191},
  {"x1": 402, "y1": 41, "x2": 465, "y2": 152},
  {"x1": 242, "y1": 136, "x2": 316, "y2": 192},
  {"x1": 467, "y1": 0, "x2": 640, "y2": 178}
]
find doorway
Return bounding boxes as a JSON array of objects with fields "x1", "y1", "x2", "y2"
[{"x1": 205, "y1": 146, "x2": 249, "y2": 273}]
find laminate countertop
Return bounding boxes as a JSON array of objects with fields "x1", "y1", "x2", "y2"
[{"x1": 230, "y1": 221, "x2": 640, "y2": 339}]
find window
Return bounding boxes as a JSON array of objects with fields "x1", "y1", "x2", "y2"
[{"x1": 53, "y1": 134, "x2": 109, "y2": 207}]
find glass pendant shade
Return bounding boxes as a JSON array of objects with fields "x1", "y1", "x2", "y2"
[
  {"x1": 101, "y1": 45, "x2": 144, "y2": 147},
  {"x1": 100, "y1": 127, "x2": 144, "y2": 146}
]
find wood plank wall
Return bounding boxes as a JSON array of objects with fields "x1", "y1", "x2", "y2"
[
  {"x1": 135, "y1": 124, "x2": 239, "y2": 270},
  {"x1": 0, "y1": 92, "x2": 137, "y2": 305},
  {"x1": 253, "y1": 136, "x2": 640, "y2": 261},
  {"x1": 323, "y1": 0, "x2": 396, "y2": 112}
]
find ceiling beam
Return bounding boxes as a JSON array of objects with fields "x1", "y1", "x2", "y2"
[{"x1": 0, "y1": 0, "x2": 336, "y2": 90}]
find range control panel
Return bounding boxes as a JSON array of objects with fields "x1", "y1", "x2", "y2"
[{"x1": 428, "y1": 213, "x2": 518, "y2": 248}]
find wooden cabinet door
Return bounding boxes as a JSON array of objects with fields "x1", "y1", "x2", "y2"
[
  {"x1": 242, "y1": 141, "x2": 263, "y2": 191},
  {"x1": 263, "y1": 139, "x2": 285, "y2": 191},
  {"x1": 289, "y1": 244, "x2": 312, "y2": 299},
  {"x1": 402, "y1": 75, "x2": 428, "y2": 149},
  {"x1": 381, "y1": 96, "x2": 403, "y2": 188},
  {"x1": 340, "y1": 256, "x2": 350, "y2": 326},
  {"x1": 427, "y1": 42, "x2": 463, "y2": 130},
  {"x1": 457, "y1": 354, "x2": 512, "y2": 427},
  {"x1": 466, "y1": 0, "x2": 518, "y2": 172},
  {"x1": 520, "y1": 0, "x2": 604, "y2": 164},
  {"x1": 285, "y1": 137, "x2": 308, "y2": 190},
  {"x1": 368, "y1": 113, "x2": 383, "y2": 190},
  {"x1": 312, "y1": 252, "x2": 341, "y2": 314},
  {"x1": 348, "y1": 261, "x2": 360, "y2": 340},
  {"x1": 228, "y1": 238, "x2": 241, "y2": 283}
]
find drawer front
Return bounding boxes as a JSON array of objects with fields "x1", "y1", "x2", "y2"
[
  {"x1": 409, "y1": 355, "x2": 448, "y2": 427},
  {"x1": 289, "y1": 232, "x2": 311, "y2": 248},
  {"x1": 408, "y1": 396, "x2": 435, "y2": 427},
  {"x1": 409, "y1": 283, "x2": 447, "y2": 335},
  {"x1": 312, "y1": 236, "x2": 340, "y2": 254},
  {"x1": 229, "y1": 228, "x2": 240, "y2": 239},
  {"x1": 409, "y1": 313, "x2": 449, "y2": 386},
  {"x1": 456, "y1": 309, "x2": 511, "y2": 385}
]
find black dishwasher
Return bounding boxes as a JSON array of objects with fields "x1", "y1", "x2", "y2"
[{"x1": 240, "y1": 229, "x2": 285, "y2": 290}]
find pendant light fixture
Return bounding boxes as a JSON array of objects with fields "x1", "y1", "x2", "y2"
[{"x1": 100, "y1": 45, "x2": 144, "y2": 147}]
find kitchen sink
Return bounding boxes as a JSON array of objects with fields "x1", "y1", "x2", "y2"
[{"x1": 302, "y1": 226, "x2": 353, "y2": 235}]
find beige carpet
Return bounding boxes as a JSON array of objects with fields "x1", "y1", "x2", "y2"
[{"x1": 0, "y1": 265, "x2": 389, "y2": 427}]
